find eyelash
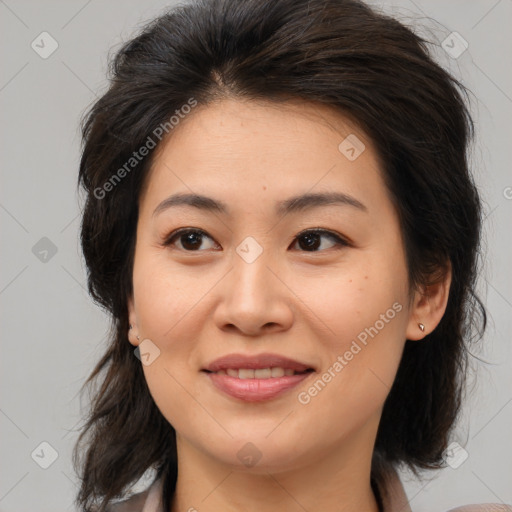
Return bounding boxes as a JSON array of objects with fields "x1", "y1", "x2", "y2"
[{"x1": 162, "y1": 227, "x2": 351, "y2": 253}]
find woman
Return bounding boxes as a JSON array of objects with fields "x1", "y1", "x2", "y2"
[{"x1": 72, "y1": 0, "x2": 510, "y2": 511}]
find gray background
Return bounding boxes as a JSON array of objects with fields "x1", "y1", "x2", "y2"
[{"x1": 0, "y1": 0, "x2": 510, "y2": 510}]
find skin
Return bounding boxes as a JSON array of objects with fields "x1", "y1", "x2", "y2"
[{"x1": 127, "y1": 98, "x2": 451, "y2": 512}]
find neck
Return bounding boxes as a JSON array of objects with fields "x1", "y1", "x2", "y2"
[{"x1": 170, "y1": 420, "x2": 380, "y2": 512}]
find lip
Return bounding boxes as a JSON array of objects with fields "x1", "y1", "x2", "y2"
[
  {"x1": 202, "y1": 353, "x2": 315, "y2": 402},
  {"x1": 203, "y1": 353, "x2": 314, "y2": 373}
]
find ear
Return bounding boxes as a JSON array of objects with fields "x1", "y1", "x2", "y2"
[
  {"x1": 127, "y1": 294, "x2": 141, "y2": 347},
  {"x1": 405, "y1": 262, "x2": 452, "y2": 340}
]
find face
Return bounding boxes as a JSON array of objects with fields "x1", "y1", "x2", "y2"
[{"x1": 128, "y1": 98, "x2": 426, "y2": 473}]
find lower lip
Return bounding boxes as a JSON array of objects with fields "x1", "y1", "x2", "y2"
[{"x1": 204, "y1": 371, "x2": 313, "y2": 402}]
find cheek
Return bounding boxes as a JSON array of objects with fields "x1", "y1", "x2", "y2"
[
  {"x1": 131, "y1": 250, "x2": 218, "y2": 402},
  {"x1": 132, "y1": 250, "x2": 205, "y2": 342},
  {"x1": 293, "y1": 256, "x2": 408, "y2": 349},
  {"x1": 142, "y1": 364, "x2": 223, "y2": 452},
  {"x1": 291, "y1": 259, "x2": 408, "y2": 423}
]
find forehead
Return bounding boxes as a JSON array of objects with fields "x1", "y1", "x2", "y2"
[
  {"x1": 155, "y1": 98, "x2": 369, "y2": 159},
  {"x1": 140, "y1": 98, "x2": 389, "y2": 217}
]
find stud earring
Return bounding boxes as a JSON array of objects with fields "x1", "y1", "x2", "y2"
[{"x1": 418, "y1": 323, "x2": 425, "y2": 332}]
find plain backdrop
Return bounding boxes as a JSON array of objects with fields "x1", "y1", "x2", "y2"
[{"x1": 0, "y1": 0, "x2": 511, "y2": 511}]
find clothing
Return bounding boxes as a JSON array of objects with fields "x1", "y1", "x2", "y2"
[{"x1": 108, "y1": 469, "x2": 512, "y2": 512}]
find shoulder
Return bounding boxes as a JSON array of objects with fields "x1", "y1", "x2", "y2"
[{"x1": 380, "y1": 465, "x2": 512, "y2": 512}]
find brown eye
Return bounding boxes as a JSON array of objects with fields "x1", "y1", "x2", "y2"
[
  {"x1": 164, "y1": 229, "x2": 219, "y2": 251},
  {"x1": 163, "y1": 227, "x2": 349, "y2": 253},
  {"x1": 291, "y1": 229, "x2": 349, "y2": 252}
]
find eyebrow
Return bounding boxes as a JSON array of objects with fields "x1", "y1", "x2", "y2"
[{"x1": 152, "y1": 191, "x2": 368, "y2": 217}]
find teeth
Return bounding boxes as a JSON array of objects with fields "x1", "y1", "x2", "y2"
[
  {"x1": 254, "y1": 368, "x2": 272, "y2": 379},
  {"x1": 215, "y1": 367, "x2": 303, "y2": 379},
  {"x1": 271, "y1": 367, "x2": 285, "y2": 378},
  {"x1": 238, "y1": 369, "x2": 255, "y2": 379}
]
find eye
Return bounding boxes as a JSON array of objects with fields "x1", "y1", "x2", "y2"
[
  {"x1": 163, "y1": 228, "x2": 219, "y2": 251},
  {"x1": 290, "y1": 228, "x2": 350, "y2": 252},
  {"x1": 163, "y1": 227, "x2": 350, "y2": 253}
]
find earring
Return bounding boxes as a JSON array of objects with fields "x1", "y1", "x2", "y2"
[
  {"x1": 418, "y1": 323, "x2": 425, "y2": 332},
  {"x1": 137, "y1": 335, "x2": 140, "y2": 341}
]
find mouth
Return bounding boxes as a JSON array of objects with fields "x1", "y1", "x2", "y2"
[
  {"x1": 201, "y1": 353, "x2": 315, "y2": 402},
  {"x1": 203, "y1": 367, "x2": 314, "y2": 378}
]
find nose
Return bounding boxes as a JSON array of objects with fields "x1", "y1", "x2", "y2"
[{"x1": 213, "y1": 248, "x2": 294, "y2": 337}]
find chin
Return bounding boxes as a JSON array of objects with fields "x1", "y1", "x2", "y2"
[{"x1": 199, "y1": 433, "x2": 311, "y2": 474}]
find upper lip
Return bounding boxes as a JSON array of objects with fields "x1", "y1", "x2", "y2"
[{"x1": 203, "y1": 353, "x2": 315, "y2": 372}]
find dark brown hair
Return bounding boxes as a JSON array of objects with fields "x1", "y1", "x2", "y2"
[{"x1": 73, "y1": 0, "x2": 486, "y2": 510}]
